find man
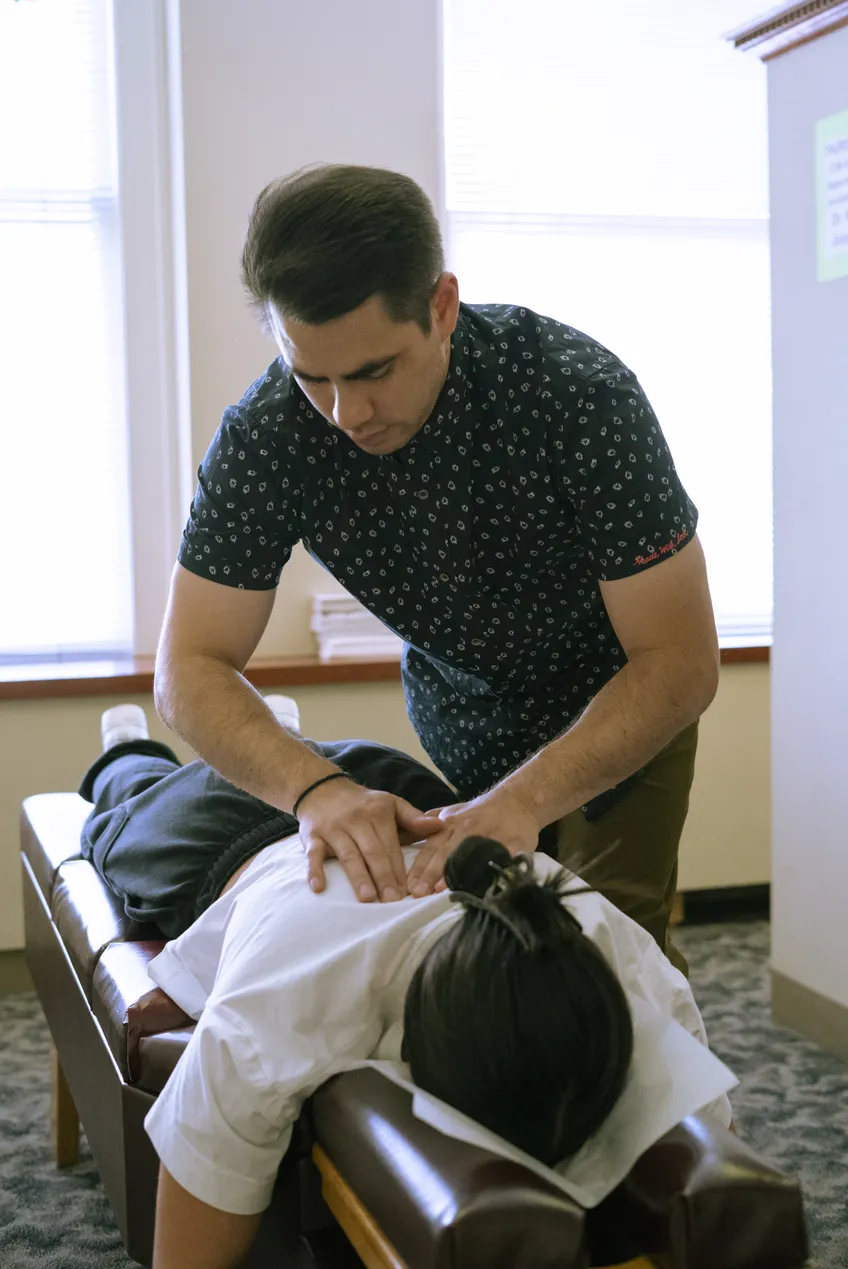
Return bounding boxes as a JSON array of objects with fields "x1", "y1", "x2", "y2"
[{"x1": 156, "y1": 164, "x2": 719, "y2": 970}]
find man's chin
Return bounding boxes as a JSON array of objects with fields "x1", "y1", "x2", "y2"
[{"x1": 354, "y1": 427, "x2": 409, "y2": 454}]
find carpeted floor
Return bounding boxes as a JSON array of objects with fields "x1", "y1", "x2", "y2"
[
  {"x1": 676, "y1": 920, "x2": 848, "y2": 1269},
  {"x1": 0, "y1": 919, "x2": 846, "y2": 1267}
]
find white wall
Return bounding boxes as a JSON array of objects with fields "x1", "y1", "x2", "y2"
[
  {"x1": 679, "y1": 661, "x2": 770, "y2": 891},
  {"x1": 167, "y1": 0, "x2": 444, "y2": 655},
  {"x1": 768, "y1": 25, "x2": 848, "y2": 1009}
]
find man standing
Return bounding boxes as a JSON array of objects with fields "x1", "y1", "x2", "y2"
[{"x1": 155, "y1": 164, "x2": 718, "y2": 970}]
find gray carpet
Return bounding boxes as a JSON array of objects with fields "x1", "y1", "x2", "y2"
[{"x1": 0, "y1": 920, "x2": 846, "y2": 1267}]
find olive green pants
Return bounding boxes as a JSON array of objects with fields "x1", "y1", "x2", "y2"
[{"x1": 555, "y1": 723, "x2": 698, "y2": 977}]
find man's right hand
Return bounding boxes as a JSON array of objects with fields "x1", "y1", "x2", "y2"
[{"x1": 296, "y1": 778, "x2": 441, "y2": 902}]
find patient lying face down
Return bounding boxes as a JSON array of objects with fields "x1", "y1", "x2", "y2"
[
  {"x1": 403, "y1": 835, "x2": 633, "y2": 1166},
  {"x1": 79, "y1": 712, "x2": 732, "y2": 1269},
  {"x1": 142, "y1": 827, "x2": 732, "y2": 1269}
]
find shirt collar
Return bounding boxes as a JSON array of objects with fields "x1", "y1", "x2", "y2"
[{"x1": 397, "y1": 306, "x2": 476, "y2": 458}]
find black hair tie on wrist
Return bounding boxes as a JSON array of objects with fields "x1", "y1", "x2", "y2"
[{"x1": 292, "y1": 771, "x2": 353, "y2": 818}]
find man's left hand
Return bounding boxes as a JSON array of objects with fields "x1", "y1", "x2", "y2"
[{"x1": 404, "y1": 786, "x2": 541, "y2": 898}]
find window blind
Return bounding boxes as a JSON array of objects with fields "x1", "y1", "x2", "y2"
[
  {"x1": 0, "y1": 0, "x2": 133, "y2": 659},
  {"x1": 443, "y1": 0, "x2": 772, "y2": 642}
]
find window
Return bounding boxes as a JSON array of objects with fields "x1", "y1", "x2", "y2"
[
  {"x1": 0, "y1": 0, "x2": 133, "y2": 659},
  {"x1": 442, "y1": 0, "x2": 772, "y2": 643}
]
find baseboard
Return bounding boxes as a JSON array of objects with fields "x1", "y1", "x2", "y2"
[
  {"x1": 679, "y1": 883, "x2": 770, "y2": 924},
  {"x1": 772, "y1": 969, "x2": 848, "y2": 1063}
]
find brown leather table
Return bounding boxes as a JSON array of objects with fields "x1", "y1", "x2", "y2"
[{"x1": 21, "y1": 791, "x2": 809, "y2": 1268}]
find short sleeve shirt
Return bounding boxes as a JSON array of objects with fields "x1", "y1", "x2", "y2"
[{"x1": 179, "y1": 304, "x2": 697, "y2": 799}]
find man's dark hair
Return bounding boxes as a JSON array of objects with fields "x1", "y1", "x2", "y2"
[
  {"x1": 241, "y1": 164, "x2": 445, "y2": 333},
  {"x1": 402, "y1": 837, "x2": 634, "y2": 1166}
]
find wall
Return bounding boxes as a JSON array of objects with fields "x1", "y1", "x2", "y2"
[
  {"x1": 168, "y1": 0, "x2": 445, "y2": 655},
  {"x1": 767, "y1": 25, "x2": 848, "y2": 1015},
  {"x1": 679, "y1": 661, "x2": 770, "y2": 891},
  {"x1": 0, "y1": 663, "x2": 769, "y2": 950}
]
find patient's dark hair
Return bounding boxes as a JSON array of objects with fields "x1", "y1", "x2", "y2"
[
  {"x1": 402, "y1": 837, "x2": 634, "y2": 1167},
  {"x1": 241, "y1": 164, "x2": 445, "y2": 333}
]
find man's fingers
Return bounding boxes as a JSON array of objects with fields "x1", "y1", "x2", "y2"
[
  {"x1": 345, "y1": 818, "x2": 407, "y2": 901},
  {"x1": 410, "y1": 846, "x2": 452, "y2": 896},
  {"x1": 329, "y1": 831, "x2": 381, "y2": 901},
  {"x1": 404, "y1": 845, "x2": 435, "y2": 895},
  {"x1": 308, "y1": 832, "x2": 378, "y2": 902},
  {"x1": 395, "y1": 798, "x2": 444, "y2": 836},
  {"x1": 304, "y1": 836, "x2": 328, "y2": 894},
  {"x1": 301, "y1": 790, "x2": 450, "y2": 903},
  {"x1": 406, "y1": 826, "x2": 454, "y2": 896}
]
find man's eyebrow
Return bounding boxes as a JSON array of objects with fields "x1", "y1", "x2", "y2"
[{"x1": 292, "y1": 355, "x2": 398, "y2": 384}]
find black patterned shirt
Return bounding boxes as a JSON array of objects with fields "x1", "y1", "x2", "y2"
[{"x1": 179, "y1": 303, "x2": 698, "y2": 807}]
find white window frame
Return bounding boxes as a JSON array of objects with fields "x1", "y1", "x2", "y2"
[{"x1": 112, "y1": 0, "x2": 193, "y2": 657}]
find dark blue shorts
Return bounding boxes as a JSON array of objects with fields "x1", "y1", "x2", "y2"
[{"x1": 78, "y1": 738, "x2": 460, "y2": 939}]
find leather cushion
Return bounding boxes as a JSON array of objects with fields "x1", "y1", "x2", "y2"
[
  {"x1": 587, "y1": 1112, "x2": 809, "y2": 1268},
  {"x1": 312, "y1": 1067, "x2": 588, "y2": 1269},
  {"x1": 21, "y1": 793, "x2": 90, "y2": 902},
  {"x1": 52, "y1": 860, "x2": 154, "y2": 1000}
]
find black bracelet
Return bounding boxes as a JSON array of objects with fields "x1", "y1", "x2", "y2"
[{"x1": 292, "y1": 771, "x2": 353, "y2": 818}]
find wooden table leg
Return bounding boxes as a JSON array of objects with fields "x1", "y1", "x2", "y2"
[{"x1": 50, "y1": 1040, "x2": 79, "y2": 1167}]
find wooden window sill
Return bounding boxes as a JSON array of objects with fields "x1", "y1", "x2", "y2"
[
  {"x1": 0, "y1": 655, "x2": 404, "y2": 702},
  {"x1": 0, "y1": 645, "x2": 768, "y2": 702}
]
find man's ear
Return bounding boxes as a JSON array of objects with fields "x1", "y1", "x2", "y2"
[{"x1": 431, "y1": 272, "x2": 459, "y2": 340}]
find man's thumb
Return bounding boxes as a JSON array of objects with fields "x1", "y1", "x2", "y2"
[{"x1": 395, "y1": 798, "x2": 442, "y2": 834}]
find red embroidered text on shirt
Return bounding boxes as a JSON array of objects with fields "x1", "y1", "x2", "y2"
[{"x1": 634, "y1": 527, "x2": 689, "y2": 568}]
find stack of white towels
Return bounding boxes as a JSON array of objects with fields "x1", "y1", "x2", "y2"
[{"x1": 310, "y1": 593, "x2": 403, "y2": 662}]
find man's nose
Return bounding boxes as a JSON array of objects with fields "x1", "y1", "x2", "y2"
[{"x1": 333, "y1": 387, "x2": 374, "y2": 433}]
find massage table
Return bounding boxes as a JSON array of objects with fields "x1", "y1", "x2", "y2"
[{"x1": 20, "y1": 791, "x2": 809, "y2": 1268}]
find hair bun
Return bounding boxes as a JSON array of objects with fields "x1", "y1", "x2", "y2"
[{"x1": 444, "y1": 836, "x2": 512, "y2": 898}]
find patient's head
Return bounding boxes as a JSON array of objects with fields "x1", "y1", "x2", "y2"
[{"x1": 402, "y1": 837, "x2": 634, "y2": 1167}]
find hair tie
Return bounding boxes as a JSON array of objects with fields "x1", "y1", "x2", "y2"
[{"x1": 450, "y1": 890, "x2": 533, "y2": 951}]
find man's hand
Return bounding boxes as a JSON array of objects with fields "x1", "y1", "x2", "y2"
[
  {"x1": 297, "y1": 778, "x2": 442, "y2": 902},
  {"x1": 404, "y1": 786, "x2": 542, "y2": 898}
]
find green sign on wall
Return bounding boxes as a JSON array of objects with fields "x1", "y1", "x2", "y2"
[{"x1": 816, "y1": 109, "x2": 848, "y2": 283}]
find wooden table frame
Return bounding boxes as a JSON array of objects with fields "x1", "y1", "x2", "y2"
[{"x1": 312, "y1": 1144, "x2": 657, "y2": 1269}]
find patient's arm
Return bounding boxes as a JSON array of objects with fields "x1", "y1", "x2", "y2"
[{"x1": 152, "y1": 1163, "x2": 261, "y2": 1269}]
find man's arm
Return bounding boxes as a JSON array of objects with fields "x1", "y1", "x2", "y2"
[
  {"x1": 155, "y1": 564, "x2": 437, "y2": 901},
  {"x1": 406, "y1": 536, "x2": 719, "y2": 894},
  {"x1": 498, "y1": 532, "x2": 719, "y2": 825},
  {"x1": 155, "y1": 564, "x2": 318, "y2": 803}
]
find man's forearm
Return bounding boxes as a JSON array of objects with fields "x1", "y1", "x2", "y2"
[
  {"x1": 154, "y1": 654, "x2": 339, "y2": 813},
  {"x1": 498, "y1": 648, "x2": 718, "y2": 828}
]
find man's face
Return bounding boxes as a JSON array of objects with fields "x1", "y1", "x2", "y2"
[{"x1": 269, "y1": 275, "x2": 459, "y2": 455}]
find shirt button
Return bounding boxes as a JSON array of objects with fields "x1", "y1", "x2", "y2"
[{"x1": 415, "y1": 489, "x2": 428, "y2": 500}]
